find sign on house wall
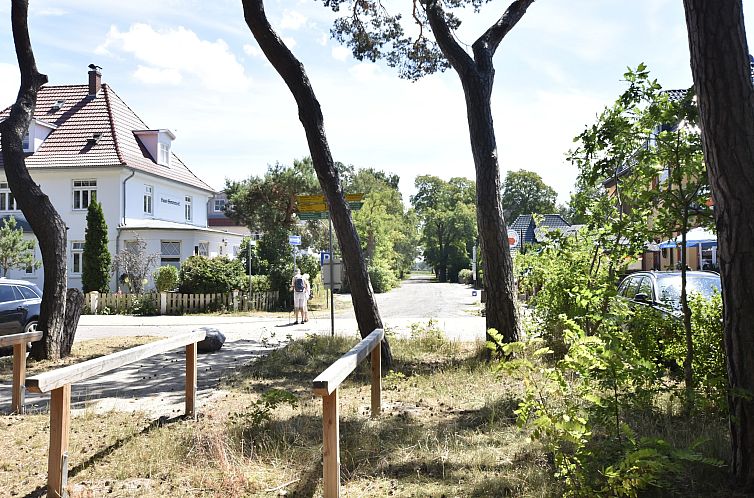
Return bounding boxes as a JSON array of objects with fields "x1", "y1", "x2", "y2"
[{"x1": 156, "y1": 188, "x2": 183, "y2": 220}]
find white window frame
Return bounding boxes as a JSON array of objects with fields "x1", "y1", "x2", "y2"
[
  {"x1": 73, "y1": 179, "x2": 97, "y2": 210},
  {"x1": 213, "y1": 199, "x2": 226, "y2": 212},
  {"x1": 71, "y1": 241, "x2": 84, "y2": 274},
  {"x1": 144, "y1": 185, "x2": 153, "y2": 215},
  {"x1": 185, "y1": 196, "x2": 192, "y2": 222},
  {"x1": 0, "y1": 182, "x2": 18, "y2": 211},
  {"x1": 161, "y1": 240, "x2": 181, "y2": 268},
  {"x1": 22, "y1": 130, "x2": 30, "y2": 152},
  {"x1": 158, "y1": 142, "x2": 170, "y2": 166},
  {"x1": 197, "y1": 241, "x2": 209, "y2": 257}
]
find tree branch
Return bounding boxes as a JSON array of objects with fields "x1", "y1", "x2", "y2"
[
  {"x1": 473, "y1": 0, "x2": 535, "y2": 71},
  {"x1": 422, "y1": 0, "x2": 475, "y2": 76}
]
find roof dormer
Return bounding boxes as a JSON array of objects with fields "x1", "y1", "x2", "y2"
[
  {"x1": 133, "y1": 129, "x2": 176, "y2": 167},
  {"x1": 23, "y1": 118, "x2": 57, "y2": 153}
]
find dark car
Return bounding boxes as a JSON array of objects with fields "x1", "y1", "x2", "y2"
[
  {"x1": 0, "y1": 278, "x2": 41, "y2": 336},
  {"x1": 617, "y1": 271, "x2": 721, "y2": 316}
]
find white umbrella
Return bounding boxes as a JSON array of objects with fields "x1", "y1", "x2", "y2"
[{"x1": 658, "y1": 227, "x2": 717, "y2": 269}]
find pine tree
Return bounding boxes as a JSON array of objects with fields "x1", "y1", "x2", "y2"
[
  {"x1": 0, "y1": 215, "x2": 39, "y2": 276},
  {"x1": 82, "y1": 200, "x2": 111, "y2": 292}
]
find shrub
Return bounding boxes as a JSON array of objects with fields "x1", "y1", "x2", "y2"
[
  {"x1": 153, "y1": 265, "x2": 179, "y2": 292},
  {"x1": 368, "y1": 261, "x2": 398, "y2": 293},
  {"x1": 179, "y1": 256, "x2": 246, "y2": 294},
  {"x1": 131, "y1": 294, "x2": 158, "y2": 316},
  {"x1": 457, "y1": 268, "x2": 473, "y2": 284},
  {"x1": 82, "y1": 200, "x2": 111, "y2": 292},
  {"x1": 247, "y1": 274, "x2": 271, "y2": 293}
]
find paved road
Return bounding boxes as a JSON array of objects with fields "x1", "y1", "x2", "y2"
[{"x1": 75, "y1": 274, "x2": 486, "y2": 342}]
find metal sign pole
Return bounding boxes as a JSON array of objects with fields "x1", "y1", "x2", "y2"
[{"x1": 329, "y1": 214, "x2": 335, "y2": 337}]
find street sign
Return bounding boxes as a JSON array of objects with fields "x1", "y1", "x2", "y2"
[
  {"x1": 288, "y1": 235, "x2": 302, "y2": 246},
  {"x1": 507, "y1": 229, "x2": 520, "y2": 248},
  {"x1": 320, "y1": 252, "x2": 331, "y2": 265},
  {"x1": 298, "y1": 212, "x2": 329, "y2": 220},
  {"x1": 296, "y1": 193, "x2": 365, "y2": 215},
  {"x1": 299, "y1": 202, "x2": 329, "y2": 213},
  {"x1": 322, "y1": 260, "x2": 343, "y2": 289}
]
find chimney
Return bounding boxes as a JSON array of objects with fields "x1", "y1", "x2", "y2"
[{"x1": 88, "y1": 64, "x2": 102, "y2": 96}]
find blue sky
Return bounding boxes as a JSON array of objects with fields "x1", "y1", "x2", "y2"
[{"x1": 1, "y1": 0, "x2": 753, "y2": 205}]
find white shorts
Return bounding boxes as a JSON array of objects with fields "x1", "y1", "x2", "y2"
[{"x1": 294, "y1": 292, "x2": 307, "y2": 309}]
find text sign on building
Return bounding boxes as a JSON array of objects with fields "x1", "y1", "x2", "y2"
[
  {"x1": 156, "y1": 188, "x2": 183, "y2": 220},
  {"x1": 288, "y1": 235, "x2": 302, "y2": 246}
]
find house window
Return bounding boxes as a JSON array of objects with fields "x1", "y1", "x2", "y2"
[
  {"x1": 213, "y1": 199, "x2": 226, "y2": 212},
  {"x1": 144, "y1": 185, "x2": 153, "y2": 215},
  {"x1": 0, "y1": 183, "x2": 17, "y2": 211},
  {"x1": 22, "y1": 131, "x2": 30, "y2": 152},
  {"x1": 161, "y1": 240, "x2": 181, "y2": 268},
  {"x1": 197, "y1": 241, "x2": 209, "y2": 257},
  {"x1": 158, "y1": 142, "x2": 170, "y2": 166},
  {"x1": 73, "y1": 179, "x2": 97, "y2": 210},
  {"x1": 185, "y1": 196, "x2": 192, "y2": 222},
  {"x1": 71, "y1": 241, "x2": 84, "y2": 274},
  {"x1": 658, "y1": 168, "x2": 669, "y2": 185}
]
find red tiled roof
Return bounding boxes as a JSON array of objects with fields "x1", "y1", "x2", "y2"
[{"x1": 0, "y1": 84, "x2": 214, "y2": 192}]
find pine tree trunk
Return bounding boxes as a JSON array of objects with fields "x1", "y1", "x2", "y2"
[
  {"x1": 683, "y1": 0, "x2": 754, "y2": 489},
  {"x1": 61, "y1": 288, "x2": 84, "y2": 357},
  {"x1": 242, "y1": 0, "x2": 393, "y2": 367},
  {"x1": 0, "y1": 0, "x2": 67, "y2": 361}
]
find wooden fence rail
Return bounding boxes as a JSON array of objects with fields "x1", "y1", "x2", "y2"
[
  {"x1": 86, "y1": 290, "x2": 280, "y2": 315},
  {"x1": 312, "y1": 329, "x2": 383, "y2": 498},
  {"x1": 0, "y1": 330, "x2": 43, "y2": 414},
  {"x1": 26, "y1": 330, "x2": 206, "y2": 498}
]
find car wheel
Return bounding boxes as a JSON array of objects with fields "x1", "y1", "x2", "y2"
[{"x1": 24, "y1": 320, "x2": 38, "y2": 334}]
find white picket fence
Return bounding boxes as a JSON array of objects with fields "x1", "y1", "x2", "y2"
[{"x1": 86, "y1": 290, "x2": 280, "y2": 315}]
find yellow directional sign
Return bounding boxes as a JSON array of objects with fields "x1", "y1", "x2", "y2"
[
  {"x1": 298, "y1": 202, "x2": 328, "y2": 213},
  {"x1": 296, "y1": 193, "x2": 364, "y2": 214}
]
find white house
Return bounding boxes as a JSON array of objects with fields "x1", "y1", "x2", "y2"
[{"x1": 0, "y1": 66, "x2": 245, "y2": 291}]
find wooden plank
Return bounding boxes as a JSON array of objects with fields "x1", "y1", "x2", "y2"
[
  {"x1": 312, "y1": 329, "x2": 384, "y2": 396},
  {"x1": 322, "y1": 390, "x2": 340, "y2": 498},
  {"x1": 0, "y1": 330, "x2": 43, "y2": 347},
  {"x1": 27, "y1": 330, "x2": 207, "y2": 394},
  {"x1": 371, "y1": 345, "x2": 381, "y2": 418},
  {"x1": 12, "y1": 343, "x2": 26, "y2": 414},
  {"x1": 47, "y1": 384, "x2": 71, "y2": 498},
  {"x1": 185, "y1": 342, "x2": 197, "y2": 418}
]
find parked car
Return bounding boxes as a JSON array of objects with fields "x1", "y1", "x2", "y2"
[
  {"x1": 617, "y1": 271, "x2": 721, "y2": 317},
  {"x1": 0, "y1": 278, "x2": 42, "y2": 336}
]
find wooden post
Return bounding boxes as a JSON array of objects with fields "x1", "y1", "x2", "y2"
[
  {"x1": 371, "y1": 344, "x2": 381, "y2": 418},
  {"x1": 322, "y1": 389, "x2": 340, "y2": 498},
  {"x1": 12, "y1": 342, "x2": 26, "y2": 414},
  {"x1": 185, "y1": 342, "x2": 197, "y2": 418},
  {"x1": 48, "y1": 384, "x2": 71, "y2": 498}
]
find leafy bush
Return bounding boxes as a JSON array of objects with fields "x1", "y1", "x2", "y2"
[
  {"x1": 153, "y1": 265, "x2": 179, "y2": 292},
  {"x1": 457, "y1": 268, "x2": 473, "y2": 284},
  {"x1": 368, "y1": 261, "x2": 398, "y2": 293},
  {"x1": 131, "y1": 294, "x2": 158, "y2": 316},
  {"x1": 247, "y1": 274, "x2": 271, "y2": 293},
  {"x1": 179, "y1": 256, "x2": 246, "y2": 294}
]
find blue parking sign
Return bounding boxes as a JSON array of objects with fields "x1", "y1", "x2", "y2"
[{"x1": 320, "y1": 252, "x2": 331, "y2": 265}]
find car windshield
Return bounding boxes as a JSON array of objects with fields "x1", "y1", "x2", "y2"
[{"x1": 657, "y1": 275, "x2": 721, "y2": 308}]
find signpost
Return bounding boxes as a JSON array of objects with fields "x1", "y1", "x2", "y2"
[{"x1": 296, "y1": 193, "x2": 364, "y2": 337}]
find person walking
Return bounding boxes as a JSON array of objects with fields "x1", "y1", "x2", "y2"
[
  {"x1": 291, "y1": 269, "x2": 307, "y2": 324},
  {"x1": 301, "y1": 273, "x2": 311, "y2": 323}
]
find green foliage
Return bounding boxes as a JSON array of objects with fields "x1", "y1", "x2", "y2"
[
  {"x1": 502, "y1": 169, "x2": 558, "y2": 223},
  {"x1": 178, "y1": 256, "x2": 246, "y2": 294},
  {"x1": 229, "y1": 389, "x2": 298, "y2": 442},
  {"x1": 457, "y1": 268, "x2": 473, "y2": 284},
  {"x1": 248, "y1": 274, "x2": 271, "y2": 293},
  {"x1": 0, "y1": 215, "x2": 39, "y2": 277},
  {"x1": 411, "y1": 175, "x2": 476, "y2": 283},
  {"x1": 368, "y1": 260, "x2": 398, "y2": 293},
  {"x1": 131, "y1": 294, "x2": 158, "y2": 316},
  {"x1": 82, "y1": 200, "x2": 111, "y2": 292},
  {"x1": 153, "y1": 265, "x2": 179, "y2": 293}
]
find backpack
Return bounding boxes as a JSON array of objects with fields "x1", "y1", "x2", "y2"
[{"x1": 294, "y1": 276, "x2": 305, "y2": 293}]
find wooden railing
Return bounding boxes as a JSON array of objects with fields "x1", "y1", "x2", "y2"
[
  {"x1": 26, "y1": 330, "x2": 206, "y2": 498},
  {"x1": 0, "y1": 330, "x2": 43, "y2": 414},
  {"x1": 312, "y1": 329, "x2": 384, "y2": 498}
]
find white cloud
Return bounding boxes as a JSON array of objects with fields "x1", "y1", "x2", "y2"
[
  {"x1": 0, "y1": 63, "x2": 19, "y2": 108},
  {"x1": 348, "y1": 63, "x2": 380, "y2": 81},
  {"x1": 34, "y1": 7, "x2": 67, "y2": 16},
  {"x1": 133, "y1": 65, "x2": 182, "y2": 85},
  {"x1": 243, "y1": 43, "x2": 263, "y2": 58},
  {"x1": 279, "y1": 10, "x2": 307, "y2": 31},
  {"x1": 319, "y1": 33, "x2": 329, "y2": 46},
  {"x1": 282, "y1": 37, "x2": 297, "y2": 49},
  {"x1": 331, "y1": 46, "x2": 351, "y2": 62},
  {"x1": 96, "y1": 24, "x2": 250, "y2": 92}
]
